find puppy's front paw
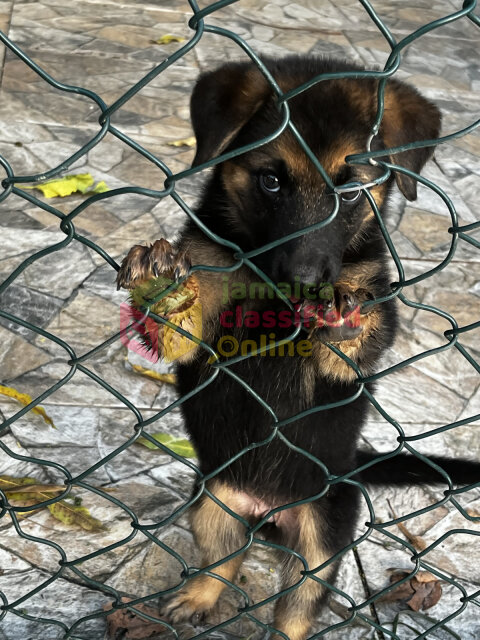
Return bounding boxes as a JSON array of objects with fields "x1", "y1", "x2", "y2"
[
  {"x1": 116, "y1": 239, "x2": 190, "y2": 290},
  {"x1": 315, "y1": 284, "x2": 374, "y2": 343},
  {"x1": 160, "y1": 589, "x2": 210, "y2": 626}
]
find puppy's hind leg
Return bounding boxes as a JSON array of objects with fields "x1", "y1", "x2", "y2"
[
  {"x1": 269, "y1": 503, "x2": 336, "y2": 640},
  {"x1": 162, "y1": 481, "x2": 250, "y2": 625}
]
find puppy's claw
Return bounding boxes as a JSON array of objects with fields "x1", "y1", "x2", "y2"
[
  {"x1": 355, "y1": 287, "x2": 375, "y2": 315},
  {"x1": 191, "y1": 611, "x2": 206, "y2": 626},
  {"x1": 173, "y1": 252, "x2": 191, "y2": 282},
  {"x1": 160, "y1": 591, "x2": 211, "y2": 627},
  {"x1": 324, "y1": 297, "x2": 335, "y2": 311},
  {"x1": 342, "y1": 292, "x2": 356, "y2": 310}
]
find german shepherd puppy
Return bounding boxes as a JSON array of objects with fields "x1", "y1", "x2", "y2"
[{"x1": 117, "y1": 56, "x2": 479, "y2": 639}]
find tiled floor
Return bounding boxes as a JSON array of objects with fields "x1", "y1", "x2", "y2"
[{"x1": 0, "y1": 1, "x2": 479, "y2": 639}]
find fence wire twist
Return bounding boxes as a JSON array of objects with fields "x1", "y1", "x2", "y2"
[{"x1": 0, "y1": 0, "x2": 479, "y2": 639}]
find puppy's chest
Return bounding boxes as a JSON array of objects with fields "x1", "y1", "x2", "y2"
[{"x1": 195, "y1": 345, "x2": 339, "y2": 419}]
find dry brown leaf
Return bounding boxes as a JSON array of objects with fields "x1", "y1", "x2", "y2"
[
  {"x1": 387, "y1": 499, "x2": 427, "y2": 551},
  {"x1": 397, "y1": 525, "x2": 427, "y2": 551},
  {"x1": 408, "y1": 577, "x2": 442, "y2": 611},
  {"x1": 466, "y1": 508, "x2": 480, "y2": 518},
  {"x1": 413, "y1": 571, "x2": 438, "y2": 583},
  {"x1": 105, "y1": 597, "x2": 169, "y2": 639},
  {"x1": 381, "y1": 572, "x2": 415, "y2": 603},
  {"x1": 380, "y1": 570, "x2": 443, "y2": 611},
  {"x1": 5, "y1": 483, "x2": 66, "y2": 495}
]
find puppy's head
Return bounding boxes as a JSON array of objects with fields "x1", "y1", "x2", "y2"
[{"x1": 190, "y1": 56, "x2": 441, "y2": 288}]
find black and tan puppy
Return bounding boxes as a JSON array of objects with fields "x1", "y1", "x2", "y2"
[{"x1": 117, "y1": 56, "x2": 478, "y2": 639}]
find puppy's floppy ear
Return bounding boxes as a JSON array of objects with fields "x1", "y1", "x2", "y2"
[
  {"x1": 380, "y1": 81, "x2": 441, "y2": 200},
  {"x1": 190, "y1": 62, "x2": 270, "y2": 167}
]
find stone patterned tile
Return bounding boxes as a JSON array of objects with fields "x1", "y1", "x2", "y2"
[
  {"x1": 389, "y1": 205, "x2": 480, "y2": 263},
  {"x1": 357, "y1": 536, "x2": 480, "y2": 640},
  {"x1": 0, "y1": 571, "x2": 107, "y2": 639},
  {"x1": 0, "y1": 0, "x2": 13, "y2": 71},
  {"x1": 0, "y1": 233, "x2": 96, "y2": 301},
  {"x1": 0, "y1": 282, "x2": 63, "y2": 340},
  {"x1": 375, "y1": 260, "x2": 480, "y2": 416},
  {"x1": 0, "y1": 1, "x2": 479, "y2": 639},
  {"x1": 34, "y1": 289, "x2": 119, "y2": 354},
  {"x1": 0, "y1": 325, "x2": 50, "y2": 380}
]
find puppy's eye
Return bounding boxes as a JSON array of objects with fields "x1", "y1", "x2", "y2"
[
  {"x1": 340, "y1": 189, "x2": 362, "y2": 204},
  {"x1": 259, "y1": 172, "x2": 281, "y2": 194}
]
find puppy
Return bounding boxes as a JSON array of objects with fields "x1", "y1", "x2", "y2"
[{"x1": 117, "y1": 56, "x2": 479, "y2": 639}]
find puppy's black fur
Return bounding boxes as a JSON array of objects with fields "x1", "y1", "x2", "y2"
[{"x1": 117, "y1": 56, "x2": 479, "y2": 639}]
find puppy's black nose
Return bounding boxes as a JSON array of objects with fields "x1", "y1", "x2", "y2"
[
  {"x1": 271, "y1": 253, "x2": 339, "y2": 291},
  {"x1": 294, "y1": 258, "x2": 337, "y2": 290}
]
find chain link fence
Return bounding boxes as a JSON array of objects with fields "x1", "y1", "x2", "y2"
[{"x1": 0, "y1": 0, "x2": 479, "y2": 638}]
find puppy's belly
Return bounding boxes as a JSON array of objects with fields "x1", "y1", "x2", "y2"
[{"x1": 234, "y1": 491, "x2": 292, "y2": 525}]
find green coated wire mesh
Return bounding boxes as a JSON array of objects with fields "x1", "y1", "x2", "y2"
[{"x1": 0, "y1": 0, "x2": 479, "y2": 639}]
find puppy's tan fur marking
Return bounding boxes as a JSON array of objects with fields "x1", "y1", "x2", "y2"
[
  {"x1": 311, "y1": 309, "x2": 381, "y2": 382},
  {"x1": 163, "y1": 482, "x2": 249, "y2": 622},
  {"x1": 311, "y1": 260, "x2": 384, "y2": 382},
  {"x1": 272, "y1": 503, "x2": 333, "y2": 640},
  {"x1": 221, "y1": 161, "x2": 250, "y2": 207}
]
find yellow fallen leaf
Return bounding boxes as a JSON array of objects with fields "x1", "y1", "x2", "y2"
[
  {"x1": 4, "y1": 483, "x2": 66, "y2": 496},
  {"x1": 131, "y1": 364, "x2": 176, "y2": 385},
  {"x1": 0, "y1": 475, "x2": 37, "y2": 492},
  {"x1": 20, "y1": 174, "x2": 109, "y2": 198},
  {"x1": 0, "y1": 476, "x2": 63, "y2": 504},
  {"x1": 136, "y1": 433, "x2": 196, "y2": 457},
  {"x1": 22, "y1": 173, "x2": 94, "y2": 197},
  {"x1": 88, "y1": 180, "x2": 109, "y2": 194},
  {"x1": 167, "y1": 136, "x2": 196, "y2": 148},
  {"x1": 1, "y1": 476, "x2": 107, "y2": 531},
  {"x1": 48, "y1": 500, "x2": 107, "y2": 532},
  {"x1": 153, "y1": 34, "x2": 186, "y2": 45},
  {"x1": 0, "y1": 385, "x2": 55, "y2": 428},
  {"x1": 6, "y1": 490, "x2": 62, "y2": 502},
  {"x1": 17, "y1": 508, "x2": 42, "y2": 520}
]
